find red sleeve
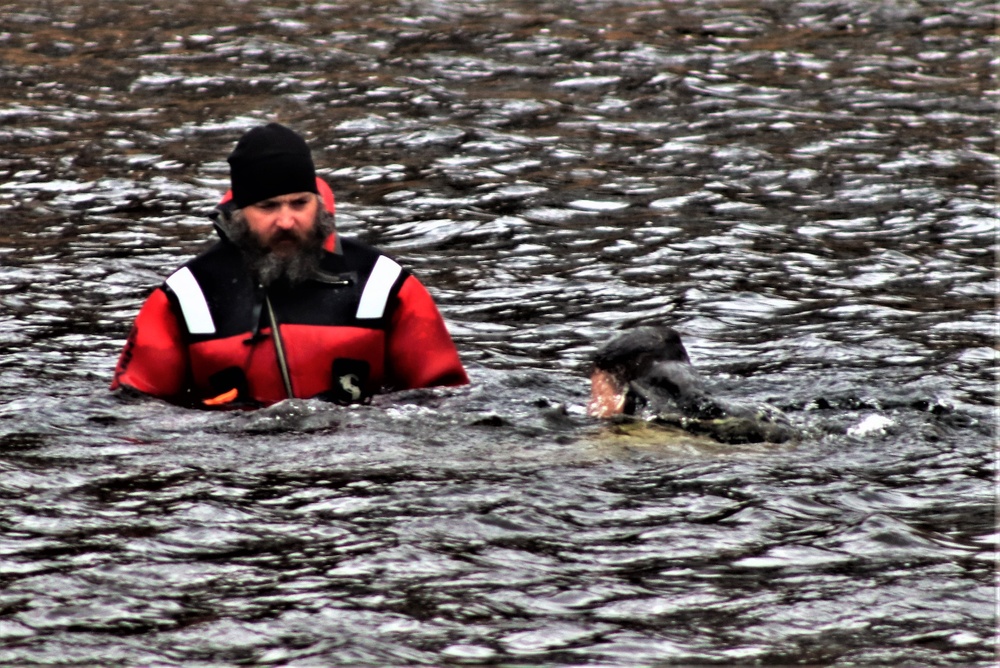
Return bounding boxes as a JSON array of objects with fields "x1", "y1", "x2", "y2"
[
  {"x1": 385, "y1": 275, "x2": 469, "y2": 390},
  {"x1": 110, "y1": 288, "x2": 190, "y2": 400}
]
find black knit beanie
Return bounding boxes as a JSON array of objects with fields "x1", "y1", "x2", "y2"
[{"x1": 227, "y1": 123, "x2": 317, "y2": 208}]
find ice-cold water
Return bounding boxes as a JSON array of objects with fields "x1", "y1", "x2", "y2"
[{"x1": 0, "y1": 0, "x2": 996, "y2": 665}]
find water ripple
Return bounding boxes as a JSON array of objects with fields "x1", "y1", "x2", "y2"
[{"x1": 0, "y1": 0, "x2": 994, "y2": 665}]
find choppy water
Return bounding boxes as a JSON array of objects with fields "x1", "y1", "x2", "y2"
[{"x1": 0, "y1": 0, "x2": 996, "y2": 665}]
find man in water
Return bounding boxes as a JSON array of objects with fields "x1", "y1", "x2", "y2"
[
  {"x1": 588, "y1": 326, "x2": 796, "y2": 443},
  {"x1": 111, "y1": 122, "x2": 468, "y2": 407}
]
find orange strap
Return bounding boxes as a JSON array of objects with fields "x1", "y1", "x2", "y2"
[{"x1": 202, "y1": 387, "x2": 239, "y2": 407}]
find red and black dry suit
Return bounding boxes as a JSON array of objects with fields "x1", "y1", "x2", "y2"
[{"x1": 111, "y1": 197, "x2": 468, "y2": 407}]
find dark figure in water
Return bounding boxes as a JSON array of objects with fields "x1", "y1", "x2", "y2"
[{"x1": 588, "y1": 326, "x2": 797, "y2": 444}]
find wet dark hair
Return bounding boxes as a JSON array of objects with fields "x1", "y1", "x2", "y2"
[
  {"x1": 591, "y1": 326, "x2": 690, "y2": 383},
  {"x1": 592, "y1": 326, "x2": 724, "y2": 419}
]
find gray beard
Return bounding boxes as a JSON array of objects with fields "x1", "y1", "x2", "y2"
[
  {"x1": 252, "y1": 243, "x2": 321, "y2": 287},
  {"x1": 221, "y1": 208, "x2": 336, "y2": 287}
]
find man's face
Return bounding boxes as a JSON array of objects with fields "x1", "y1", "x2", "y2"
[{"x1": 242, "y1": 192, "x2": 320, "y2": 257}]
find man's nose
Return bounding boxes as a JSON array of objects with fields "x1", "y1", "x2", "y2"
[{"x1": 275, "y1": 204, "x2": 297, "y2": 228}]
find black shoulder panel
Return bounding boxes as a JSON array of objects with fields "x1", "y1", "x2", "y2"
[{"x1": 170, "y1": 237, "x2": 411, "y2": 339}]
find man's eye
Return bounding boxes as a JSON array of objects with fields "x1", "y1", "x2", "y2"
[{"x1": 290, "y1": 198, "x2": 311, "y2": 208}]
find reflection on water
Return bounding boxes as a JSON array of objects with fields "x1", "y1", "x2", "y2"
[{"x1": 0, "y1": 0, "x2": 996, "y2": 665}]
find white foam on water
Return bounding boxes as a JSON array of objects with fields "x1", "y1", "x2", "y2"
[{"x1": 847, "y1": 414, "x2": 896, "y2": 437}]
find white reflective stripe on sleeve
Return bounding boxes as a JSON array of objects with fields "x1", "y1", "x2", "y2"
[
  {"x1": 356, "y1": 255, "x2": 402, "y2": 320},
  {"x1": 165, "y1": 266, "x2": 216, "y2": 335}
]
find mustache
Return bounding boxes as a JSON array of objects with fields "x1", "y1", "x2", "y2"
[{"x1": 264, "y1": 229, "x2": 307, "y2": 250}]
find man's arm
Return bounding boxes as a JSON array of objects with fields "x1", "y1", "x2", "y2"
[
  {"x1": 385, "y1": 275, "x2": 469, "y2": 390},
  {"x1": 110, "y1": 288, "x2": 190, "y2": 401}
]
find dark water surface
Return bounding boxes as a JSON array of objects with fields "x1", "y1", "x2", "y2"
[{"x1": 0, "y1": 0, "x2": 996, "y2": 665}]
